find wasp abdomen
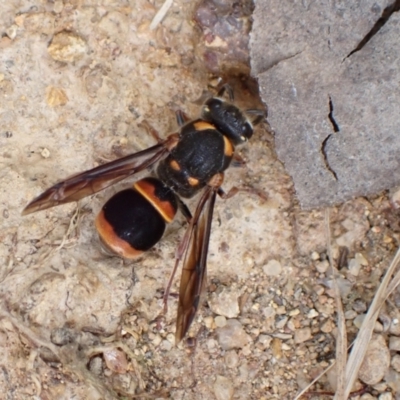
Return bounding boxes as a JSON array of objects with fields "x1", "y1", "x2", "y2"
[{"x1": 95, "y1": 177, "x2": 178, "y2": 259}]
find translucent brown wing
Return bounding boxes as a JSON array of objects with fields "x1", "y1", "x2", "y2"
[
  {"x1": 22, "y1": 139, "x2": 174, "y2": 215},
  {"x1": 175, "y1": 186, "x2": 217, "y2": 342}
]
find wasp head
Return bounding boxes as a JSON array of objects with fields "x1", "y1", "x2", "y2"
[{"x1": 201, "y1": 97, "x2": 254, "y2": 146}]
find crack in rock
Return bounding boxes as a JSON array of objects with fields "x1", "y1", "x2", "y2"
[
  {"x1": 346, "y1": 0, "x2": 400, "y2": 59},
  {"x1": 321, "y1": 96, "x2": 340, "y2": 180},
  {"x1": 328, "y1": 95, "x2": 340, "y2": 133},
  {"x1": 321, "y1": 134, "x2": 338, "y2": 181}
]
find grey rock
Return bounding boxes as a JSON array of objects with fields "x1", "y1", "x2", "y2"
[{"x1": 250, "y1": 1, "x2": 400, "y2": 208}]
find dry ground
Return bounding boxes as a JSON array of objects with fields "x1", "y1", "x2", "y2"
[{"x1": 0, "y1": 1, "x2": 399, "y2": 399}]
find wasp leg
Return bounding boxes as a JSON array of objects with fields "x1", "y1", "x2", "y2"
[
  {"x1": 231, "y1": 153, "x2": 247, "y2": 168},
  {"x1": 217, "y1": 185, "x2": 268, "y2": 202},
  {"x1": 175, "y1": 109, "x2": 191, "y2": 127},
  {"x1": 139, "y1": 120, "x2": 164, "y2": 144},
  {"x1": 177, "y1": 198, "x2": 192, "y2": 222},
  {"x1": 217, "y1": 84, "x2": 234, "y2": 101}
]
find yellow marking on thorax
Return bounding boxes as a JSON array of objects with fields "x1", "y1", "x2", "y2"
[
  {"x1": 170, "y1": 159, "x2": 181, "y2": 171},
  {"x1": 223, "y1": 135, "x2": 234, "y2": 157},
  {"x1": 187, "y1": 176, "x2": 199, "y2": 186},
  {"x1": 193, "y1": 121, "x2": 216, "y2": 131}
]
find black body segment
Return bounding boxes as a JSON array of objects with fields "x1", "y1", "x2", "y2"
[
  {"x1": 157, "y1": 120, "x2": 233, "y2": 198},
  {"x1": 101, "y1": 188, "x2": 166, "y2": 251}
]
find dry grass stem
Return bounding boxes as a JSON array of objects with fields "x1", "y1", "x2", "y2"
[
  {"x1": 150, "y1": 0, "x2": 173, "y2": 30},
  {"x1": 343, "y1": 246, "x2": 400, "y2": 398}
]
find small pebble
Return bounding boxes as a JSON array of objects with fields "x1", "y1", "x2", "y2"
[
  {"x1": 208, "y1": 288, "x2": 240, "y2": 318},
  {"x1": 360, "y1": 394, "x2": 375, "y2": 400},
  {"x1": 313, "y1": 284, "x2": 325, "y2": 295},
  {"x1": 385, "y1": 369, "x2": 400, "y2": 392},
  {"x1": 336, "y1": 277, "x2": 353, "y2": 297},
  {"x1": 203, "y1": 316, "x2": 214, "y2": 329},
  {"x1": 392, "y1": 188, "x2": 400, "y2": 208},
  {"x1": 46, "y1": 86, "x2": 68, "y2": 107},
  {"x1": 152, "y1": 334, "x2": 162, "y2": 346},
  {"x1": 344, "y1": 310, "x2": 357, "y2": 319},
  {"x1": 207, "y1": 339, "x2": 218, "y2": 352},
  {"x1": 215, "y1": 315, "x2": 227, "y2": 328},
  {"x1": 53, "y1": 0, "x2": 64, "y2": 13},
  {"x1": 391, "y1": 354, "x2": 400, "y2": 372},
  {"x1": 352, "y1": 299, "x2": 367, "y2": 313},
  {"x1": 276, "y1": 306, "x2": 286, "y2": 315},
  {"x1": 166, "y1": 333, "x2": 175, "y2": 345},
  {"x1": 389, "y1": 319, "x2": 400, "y2": 336},
  {"x1": 160, "y1": 340, "x2": 172, "y2": 351},
  {"x1": 263, "y1": 259, "x2": 282, "y2": 276},
  {"x1": 315, "y1": 260, "x2": 329, "y2": 273},
  {"x1": 294, "y1": 327, "x2": 312, "y2": 344},
  {"x1": 216, "y1": 319, "x2": 251, "y2": 350},
  {"x1": 307, "y1": 309, "x2": 319, "y2": 319},
  {"x1": 257, "y1": 334, "x2": 272, "y2": 349},
  {"x1": 241, "y1": 344, "x2": 252, "y2": 356},
  {"x1": 348, "y1": 257, "x2": 362, "y2": 276},
  {"x1": 355, "y1": 252, "x2": 368, "y2": 266},
  {"x1": 282, "y1": 343, "x2": 290, "y2": 351},
  {"x1": 379, "y1": 392, "x2": 393, "y2": 400},
  {"x1": 213, "y1": 375, "x2": 234, "y2": 400},
  {"x1": 238, "y1": 363, "x2": 249, "y2": 381},
  {"x1": 271, "y1": 338, "x2": 282, "y2": 359},
  {"x1": 320, "y1": 319, "x2": 334, "y2": 333},
  {"x1": 353, "y1": 314, "x2": 366, "y2": 329},
  {"x1": 359, "y1": 334, "x2": 390, "y2": 385},
  {"x1": 274, "y1": 333, "x2": 292, "y2": 340},
  {"x1": 224, "y1": 350, "x2": 239, "y2": 368},
  {"x1": 373, "y1": 382, "x2": 387, "y2": 392},
  {"x1": 103, "y1": 348, "x2": 128, "y2": 374},
  {"x1": 374, "y1": 321, "x2": 383, "y2": 333},
  {"x1": 5, "y1": 24, "x2": 18, "y2": 40},
  {"x1": 89, "y1": 356, "x2": 103, "y2": 376},
  {"x1": 263, "y1": 306, "x2": 276, "y2": 318},
  {"x1": 48, "y1": 31, "x2": 87, "y2": 62},
  {"x1": 276, "y1": 316, "x2": 288, "y2": 329},
  {"x1": 389, "y1": 336, "x2": 400, "y2": 351},
  {"x1": 41, "y1": 148, "x2": 51, "y2": 158},
  {"x1": 311, "y1": 251, "x2": 320, "y2": 261}
]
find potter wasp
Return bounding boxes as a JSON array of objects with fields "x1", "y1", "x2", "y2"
[{"x1": 22, "y1": 85, "x2": 266, "y2": 342}]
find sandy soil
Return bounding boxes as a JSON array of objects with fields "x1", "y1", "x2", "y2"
[{"x1": 1, "y1": 1, "x2": 399, "y2": 399}]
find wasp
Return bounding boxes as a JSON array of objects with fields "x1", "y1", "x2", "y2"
[{"x1": 22, "y1": 85, "x2": 266, "y2": 342}]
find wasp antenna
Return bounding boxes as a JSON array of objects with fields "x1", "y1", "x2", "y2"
[{"x1": 245, "y1": 108, "x2": 268, "y2": 125}]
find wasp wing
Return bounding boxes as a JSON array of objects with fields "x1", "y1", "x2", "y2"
[
  {"x1": 175, "y1": 186, "x2": 217, "y2": 342},
  {"x1": 22, "y1": 139, "x2": 173, "y2": 215}
]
